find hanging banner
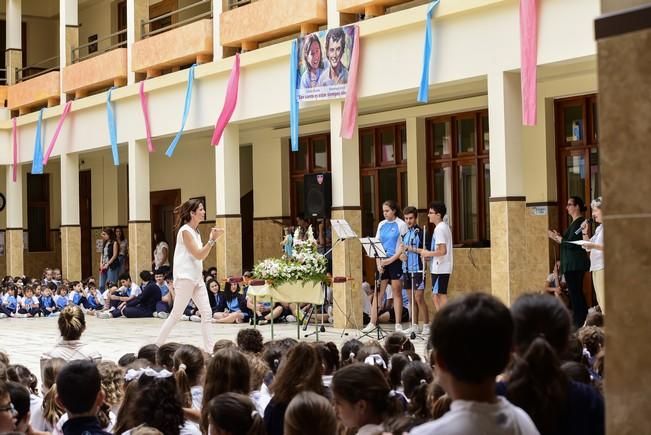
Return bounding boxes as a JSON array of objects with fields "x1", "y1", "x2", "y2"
[
  {"x1": 418, "y1": 0, "x2": 441, "y2": 103},
  {"x1": 295, "y1": 25, "x2": 359, "y2": 102},
  {"x1": 31, "y1": 108, "x2": 45, "y2": 174},
  {"x1": 139, "y1": 81, "x2": 155, "y2": 152},
  {"x1": 106, "y1": 87, "x2": 120, "y2": 166},
  {"x1": 520, "y1": 0, "x2": 538, "y2": 125},
  {"x1": 166, "y1": 64, "x2": 196, "y2": 157},
  {"x1": 211, "y1": 53, "x2": 240, "y2": 146},
  {"x1": 290, "y1": 40, "x2": 299, "y2": 152},
  {"x1": 43, "y1": 101, "x2": 72, "y2": 165}
]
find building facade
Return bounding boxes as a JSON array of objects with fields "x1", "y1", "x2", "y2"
[{"x1": 0, "y1": 0, "x2": 601, "y2": 326}]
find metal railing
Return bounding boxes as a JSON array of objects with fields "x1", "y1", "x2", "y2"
[
  {"x1": 227, "y1": 0, "x2": 257, "y2": 9},
  {"x1": 71, "y1": 29, "x2": 128, "y2": 64},
  {"x1": 141, "y1": 0, "x2": 212, "y2": 39},
  {"x1": 15, "y1": 55, "x2": 60, "y2": 83},
  {"x1": 0, "y1": 68, "x2": 7, "y2": 85}
]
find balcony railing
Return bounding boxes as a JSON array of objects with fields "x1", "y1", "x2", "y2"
[
  {"x1": 337, "y1": 0, "x2": 418, "y2": 17},
  {"x1": 72, "y1": 29, "x2": 127, "y2": 64},
  {"x1": 227, "y1": 0, "x2": 255, "y2": 9},
  {"x1": 141, "y1": 0, "x2": 212, "y2": 39},
  {"x1": 16, "y1": 55, "x2": 60, "y2": 83}
]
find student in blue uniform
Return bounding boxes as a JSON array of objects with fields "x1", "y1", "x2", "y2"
[
  {"x1": 101, "y1": 271, "x2": 161, "y2": 319},
  {"x1": 17, "y1": 287, "x2": 40, "y2": 317},
  {"x1": 39, "y1": 285, "x2": 58, "y2": 317}
]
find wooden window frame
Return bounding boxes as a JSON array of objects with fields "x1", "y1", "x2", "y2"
[
  {"x1": 555, "y1": 94, "x2": 599, "y2": 231},
  {"x1": 426, "y1": 110, "x2": 490, "y2": 247}
]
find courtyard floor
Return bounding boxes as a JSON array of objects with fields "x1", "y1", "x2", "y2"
[{"x1": 1, "y1": 316, "x2": 428, "y2": 379}]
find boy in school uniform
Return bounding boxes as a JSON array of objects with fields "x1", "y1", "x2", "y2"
[
  {"x1": 39, "y1": 286, "x2": 58, "y2": 317},
  {"x1": 16, "y1": 287, "x2": 40, "y2": 317},
  {"x1": 99, "y1": 271, "x2": 161, "y2": 319},
  {"x1": 410, "y1": 293, "x2": 540, "y2": 435},
  {"x1": 55, "y1": 288, "x2": 70, "y2": 311},
  {"x1": 105, "y1": 273, "x2": 142, "y2": 312},
  {"x1": 1, "y1": 288, "x2": 18, "y2": 318}
]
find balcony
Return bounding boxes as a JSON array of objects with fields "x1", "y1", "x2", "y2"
[
  {"x1": 8, "y1": 68, "x2": 61, "y2": 115},
  {"x1": 63, "y1": 30, "x2": 128, "y2": 99},
  {"x1": 0, "y1": 85, "x2": 7, "y2": 108},
  {"x1": 132, "y1": 0, "x2": 213, "y2": 78},
  {"x1": 337, "y1": 0, "x2": 414, "y2": 17},
  {"x1": 221, "y1": 0, "x2": 327, "y2": 51}
]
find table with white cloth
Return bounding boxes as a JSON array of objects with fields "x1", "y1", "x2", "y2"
[{"x1": 247, "y1": 281, "x2": 325, "y2": 339}]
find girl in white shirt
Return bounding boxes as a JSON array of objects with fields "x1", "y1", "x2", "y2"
[
  {"x1": 155, "y1": 199, "x2": 223, "y2": 352},
  {"x1": 581, "y1": 197, "x2": 605, "y2": 313}
]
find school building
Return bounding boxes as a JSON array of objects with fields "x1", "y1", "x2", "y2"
[{"x1": 0, "y1": 0, "x2": 601, "y2": 314}]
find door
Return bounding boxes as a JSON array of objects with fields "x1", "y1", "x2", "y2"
[
  {"x1": 79, "y1": 171, "x2": 92, "y2": 279},
  {"x1": 150, "y1": 189, "x2": 182, "y2": 266},
  {"x1": 241, "y1": 190, "x2": 254, "y2": 272},
  {"x1": 149, "y1": 0, "x2": 178, "y2": 34}
]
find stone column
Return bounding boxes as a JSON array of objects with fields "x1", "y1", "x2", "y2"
[
  {"x1": 128, "y1": 139, "x2": 151, "y2": 275},
  {"x1": 127, "y1": 0, "x2": 148, "y2": 84},
  {"x1": 595, "y1": 3, "x2": 651, "y2": 433},
  {"x1": 487, "y1": 71, "x2": 526, "y2": 305},
  {"x1": 5, "y1": 0, "x2": 22, "y2": 85},
  {"x1": 252, "y1": 136, "x2": 289, "y2": 263},
  {"x1": 329, "y1": 101, "x2": 363, "y2": 329},
  {"x1": 406, "y1": 117, "x2": 428, "y2": 225},
  {"x1": 211, "y1": 0, "x2": 223, "y2": 60},
  {"x1": 60, "y1": 153, "x2": 82, "y2": 280},
  {"x1": 5, "y1": 164, "x2": 23, "y2": 276},
  {"x1": 214, "y1": 125, "x2": 242, "y2": 280}
]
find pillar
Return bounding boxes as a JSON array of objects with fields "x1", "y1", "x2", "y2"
[
  {"x1": 406, "y1": 117, "x2": 428, "y2": 225},
  {"x1": 214, "y1": 125, "x2": 242, "y2": 280},
  {"x1": 595, "y1": 3, "x2": 651, "y2": 432},
  {"x1": 329, "y1": 101, "x2": 363, "y2": 329},
  {"x1": 5, "y1": 0, "x2": 22, "y2": 85},
  {"x1": 252, "y1": 136, "x2": 289, "y2": 263},
  {"x1": 60, "y1": 153, "x2": 82, "y2": 280},
  {"x1": 487, "y1": 71, "x2": 526, "y2": 305},
  {"x1": 211, "y1": 0, "x2": 224, "y2": 60},
  {"x1": 128, "y1": 139, "x2": 151, "y2": 275},
  {"x1": 5, "y1": 164, "x2": 23, "y2": 276},
  {"x1": 127, "y1": 0, "x2": 148, "y2": 84}
]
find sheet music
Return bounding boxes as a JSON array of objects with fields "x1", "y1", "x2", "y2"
[
  {"x1": 359, "y1": 237, "x2": 387, "y2": 258},
  {"x1": 330, "y1": 219, "x2": 357, "y2": 239}
]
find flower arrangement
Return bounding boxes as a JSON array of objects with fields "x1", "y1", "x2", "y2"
[{"x1": 253, "y1": 225, "x2": 328, "y2": 287}]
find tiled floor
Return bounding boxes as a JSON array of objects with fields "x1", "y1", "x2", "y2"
[{"x1": 0, "y1": 316, "x2": 428, "y2": 380}]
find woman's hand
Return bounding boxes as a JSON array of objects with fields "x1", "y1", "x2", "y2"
[
  {"x1": 547, "y1": 230, "x2": 562, "y2": 243},
  {"x1": 210, "y1": 227, "x2": 225, "y2": 241}
]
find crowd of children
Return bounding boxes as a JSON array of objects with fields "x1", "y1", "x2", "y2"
[{"x1": 0, "y1": 290, "x2": 605, "y2": 435}]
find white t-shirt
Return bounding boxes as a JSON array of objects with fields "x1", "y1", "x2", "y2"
[
  {"x1": 154, "y1": 241, "x2": 171, "y2": 268},
  {"x1": 589, "y1": 224, "x2": 604, "y2": 271},
  {"x1": 174, "y1": 224, "x2": 203, "y2": 283},
  {"x1": 410, "y1": 397, "x2": 540, "y2": 435},
  {"x1": 430, "y1": 221, "x2": 453, "y2": 274}
]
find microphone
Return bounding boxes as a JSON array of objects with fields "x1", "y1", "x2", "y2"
[{"x1": 574, "y1": 218, "x2": 593, "y2": 235}]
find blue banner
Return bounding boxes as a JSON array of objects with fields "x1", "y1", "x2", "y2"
[
  {"x1": 31, "y1": 108, "x2": 45, "y2": 174},
  {"x1": 290, "y1": 40, "x2": 299, "y2": 152},
  {"x1": 166, "y1": 64, "x2": 196, "y2": 157},
  {"x1": 107, "y1": 87, "x2": 120, "y2": 165},
  {"x1": 418, "y1": 0, "x2": 441, "y2": 103}
]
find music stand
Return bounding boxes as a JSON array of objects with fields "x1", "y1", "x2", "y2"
[
  {"x1": 304, "y1": 219, "x2": 357, "y2": 338},
  {"x1": 359, "y1": 237, "x2": 389, "y2": 340}
]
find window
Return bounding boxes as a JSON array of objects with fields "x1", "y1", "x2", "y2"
[
  {"x1": 27, "y1": 174, "x2": 50, "y2": 252},
  {"x1": 556, "y1": 95, "x2": 599, "y2": 230},
  {"x1": 290, "y1": 134, "x2": 331, "y2": 219},
  {"x1": 427, "y1": 110, "x2": 490, "y2": 246}
]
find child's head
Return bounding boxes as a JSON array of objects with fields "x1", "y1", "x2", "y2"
[
  {"x1": 302, "y1": 34, "x2": 323, "y2": 73},
  {"x1": 7, "y1": 365, "x2": 37, "y2": 395},
  {"x1": 271, "y1": 343, "x2": 323, "y2": 405},
  {"x1": 206, "y1": 278, "x2": 220, "y2": 295},
  {"x1": 118, "y1": 353, "x2": 137, "y2": 368},
  {"x1": 388, "y1": 353, "x2": 411, "y2": 390},
  {"x1": 384, "y1": 332, "x2": 415, "y2": 355},
  {"x1": 402, "y1": 361, "x2": 434, "y2": 419},
  {"x1": 246, "y1": 355, "x2": 271, "y2": 392},
  {"x1": 356, "y1": 343, "x2": 389, "y2": 373},
  {"x1": 203, "y1": 349, "x2": 251, "y2": 416},
  {"x1": 173, "y1": 344, "x2": 205, "y2": 407},
  {"x1": 58, "y1": 306, "x2": 86, "y2": 340},
  {"x1": 59, "y1": 287, "x2": 68, "y2": 296},
  {"x1": 137, "y1": 344, "x2": 159, "y2": 365},
  {"x1": 41, "y1": 358, "x2": 66, "y2": 394},
  {"x1": 55, "y1": 360, "x2": 104, "y2": 417},
  {"x1": 132, "y1": 371, "x2": 185, "y2": 434},
  {"x1": 431, "y1": 293, "x2": 512, "y2": 388},
  {"x1": 154, "y1": 271, "x2": 165, "y2": 286},
  {"x1": 139, "y1": 270, "x2": 152, "y2": 284},
  {"x1": 332, "y1": 363, "x2": 401, "y2": 429},
  {"x1": 156, "y1": 343, "x2": 181, "y2": 370},
  {"x1": 212, "y1": 340, "x2": 236, "y2": 354},
  {"x1": 97, "y1": 361, "x2": 124, "y2": 408},
  {"x1": 24, "y1": 287, "x2": 33, "y2": 297},
  {"x1": 206, "y1": 393, "x2": 265, "y2": 435},
  {"x1": 119, "y1": 273, "x2": 132, "y2": 288},
  {"x1": 236, "y1": 328, "x2": 264, "y2": 354},
  {"x1": 6, "y1": 381, "x2": 30, "y2": 432},
  {"x1": 284, "y1": 391, "x2": 336, "y2": 435},
  {"x1": 585, "y1": 307, "x2": 604, "y2": 327},
  {"x1": 71, "y1": 281, "x2": 82, "y2": 291},
  {"x1": 312, "y1": 342, "x2": 339, "y2": 376},
  {"x1": 578, "y1": 326, "x2": 604, "y2": 357}
]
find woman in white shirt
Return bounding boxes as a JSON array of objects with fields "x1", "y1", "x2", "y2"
[
  {"x1": 581, "y1": 197, "x2": 605, "y2": 313},
  {"x1": 156, "y1": 199, "x2": 223, "y2": 352}
]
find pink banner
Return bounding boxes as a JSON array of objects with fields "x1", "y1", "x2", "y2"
[
  {"x1": 139, "y1": 81, "x2": 155, "y2": 152},
  {"x1": 211, "y1": 53, "x2": 240, "y2": 146},
  {"x1": 340, "y1": 26, "x2": 360, "y2": 139},
  {"x1": 12, "y1": 118, "x2": 17, "y2": 182},
  {"x1": 43, "y1": 101, "x2": 73, "y2": 165},
  {"x1": 520, "y1": 0, "x2": 538, "y2": 126}
]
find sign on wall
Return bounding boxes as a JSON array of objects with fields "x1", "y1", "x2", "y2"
[{"x1": 296, "y1": 25, "x2": 359, "y2": 102}]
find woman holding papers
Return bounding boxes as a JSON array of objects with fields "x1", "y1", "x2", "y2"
[{"x1": 548, "y1": 196, "x2": 590, "y2": 328}]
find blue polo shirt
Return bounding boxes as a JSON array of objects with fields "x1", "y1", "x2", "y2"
[{"x1": 376, "y1": 218, "x2": 408, "y2": 257}]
